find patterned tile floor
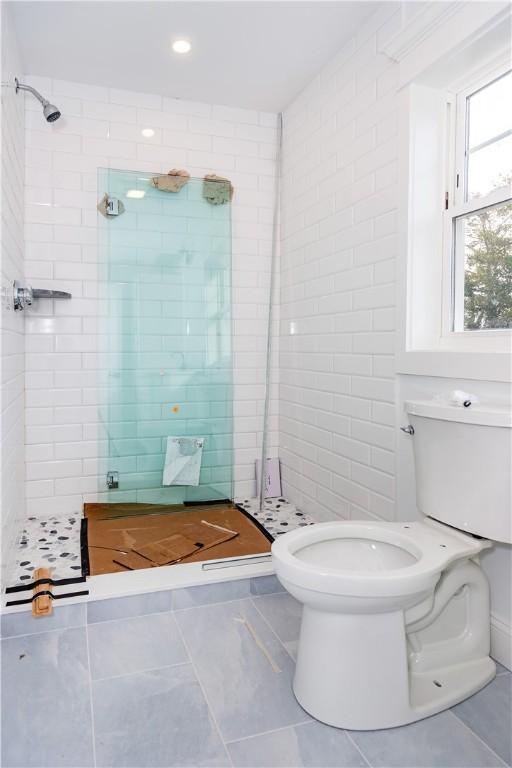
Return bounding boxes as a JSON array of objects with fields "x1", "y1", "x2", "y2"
[
  {"x1": 1, "y1": 578, "x2": 511, "y2": 768},
  {"x1": 9, "y1": 513, "x2": 83, "y2": 586},
  {"x1": 235, "y1": 497, "x2": 316, "y2": 538}
]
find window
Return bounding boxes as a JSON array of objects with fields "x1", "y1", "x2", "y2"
[
  {"x1": 447, "y1": 68, "x2": 512, "y2": 333},
  {"x1": 395, "y1": 4, "x2": 511, "y2": 380}
]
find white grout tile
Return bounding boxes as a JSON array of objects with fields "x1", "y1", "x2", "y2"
[
  {"x1": 22, "y1": 76, "x2": 279, "y2": 506},
  {"x1": 279, "y1": 5, "x2": 399, "y2": 520}
]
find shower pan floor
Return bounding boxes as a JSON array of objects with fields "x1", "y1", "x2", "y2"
[
  {"x1": 4, "y1": 497, "x2": 315, "y2": 601},
  {"x1": 85, "y1": 502, "x2": 273, "y2": 576}
]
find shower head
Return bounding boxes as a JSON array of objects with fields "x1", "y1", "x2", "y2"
[
  {"x1": 15, "y1": 78, "x2": 61, "y2": 123},
  {"x1": 42, "y1": 102, "x2": 61, "y2": 122}
]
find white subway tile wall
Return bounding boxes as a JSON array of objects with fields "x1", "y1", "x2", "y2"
[
  {"x1": 23, "y1": 76, "x2": 279, "y2": 516},
  {"x1": 1, "y1": 5, "x2": 26, "y2": 587},
  {"x1": 279, "y1": 6, "x2": 399, "y2": 522}
]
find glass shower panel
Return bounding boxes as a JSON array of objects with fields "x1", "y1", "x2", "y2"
[{"x1": 97, "y1": 169, "x2": 232, "y2": 504}]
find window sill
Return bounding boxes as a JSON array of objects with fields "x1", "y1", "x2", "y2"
[
  {"x1": 438, "y1": 331, "x2": 512, "y2": 354},
  {"x1": 396, "y1": 349, "x2": 511, "y2": 383}
]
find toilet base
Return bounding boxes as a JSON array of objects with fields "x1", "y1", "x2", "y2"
[
  {"x1": 294, "y1": 655, "x2": 495, "y2": 730},
  {"x1": 292, "y1": 605, "x2": 496, "y2": 730},
  {"x1": 408, "y1": 657, "x2": 495, "y2": 720}
]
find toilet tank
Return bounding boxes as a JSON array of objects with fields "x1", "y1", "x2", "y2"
[{"x1": 405, "y1": 400, "x2": 512, "y2": 544}]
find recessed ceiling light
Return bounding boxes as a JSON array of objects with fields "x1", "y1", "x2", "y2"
[
  {"x1": 126, "y1": 189, "x2": 145, "y2": 199},
  {"x1": 172, "y1": 39, "x2": 191, "y2": 54},
  {"x1": 141, "y1": 127, "x2": 155, "y2": 138}
]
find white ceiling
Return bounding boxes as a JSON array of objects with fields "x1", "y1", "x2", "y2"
[{"x1": 10, "y1": 1, "x2": 379, "y2": 112}]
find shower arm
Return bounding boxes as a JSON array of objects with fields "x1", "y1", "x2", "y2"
[
  {"x1": 15, "y1": 78, "x2": 50, "y2": 108},
  {"x1": 14, "y1": 77, "x2": 61, "y2": 122}
]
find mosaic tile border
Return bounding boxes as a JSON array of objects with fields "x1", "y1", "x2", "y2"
[
  {"x1": 9, "y1": 514, "x2": 83, "y2": 586},
  {"x1": 235, "y1": 497, "x2": 316, "y2": 537}
]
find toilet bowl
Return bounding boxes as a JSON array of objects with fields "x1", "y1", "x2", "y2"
[
  {"x1": 272, "y1": 518, "x2": 495, "y2": 730},
  {"x1": 271, "y1": 399, "x2": 511, "y2": 731}
]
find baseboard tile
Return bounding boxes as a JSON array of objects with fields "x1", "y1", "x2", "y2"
[{"x1": 491, "y1": 614, "x2": 512, "y2": 671}]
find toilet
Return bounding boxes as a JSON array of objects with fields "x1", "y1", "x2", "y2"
[{"x1": 272, "y1": 400, "x2": 512, "y2": 730}]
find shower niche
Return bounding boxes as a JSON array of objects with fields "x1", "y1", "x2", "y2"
[{"x1": 97, "y1": 168, "x2": 233, "y2": 506}]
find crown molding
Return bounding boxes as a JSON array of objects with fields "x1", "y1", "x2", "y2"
[
  {"x1": 379, "y1": 1, "x2": 510, "y2": 88},
  {"x1": 381, "y1": 2, "x2": 464, "y2": 63}
]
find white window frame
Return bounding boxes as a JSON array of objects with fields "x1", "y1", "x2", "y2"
[
  {"x1": 391, "y1": 2, "x2": 512, "y2": 382},
  {"x1": 441, "y1": 62, "x2": 512, "y2": 346}
]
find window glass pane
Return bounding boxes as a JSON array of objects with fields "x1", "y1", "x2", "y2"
[
  {"x1": 454, "y1": 201, "x2": 512, "y2": 330},
  {"x1": 468, "y1": 71, "x2": 511, "y2": 149},
  {"x1": 467, "y1": 134, "x2": 512, "y2": 199}
]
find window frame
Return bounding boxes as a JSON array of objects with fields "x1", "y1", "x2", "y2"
[{"x1": 441, "y1": 62, "x2": 512, "y2": 341}]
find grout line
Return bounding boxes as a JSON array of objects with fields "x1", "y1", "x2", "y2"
[
  {"x1": 91, "y1": 660, "x2": 191, "y2": 684},
  {"x1": 494, "y1": 667, "x2": 511, "y2": 676},
  {"x1": 173, "y1": 594, "x2": 254, "y2": 612},
  {"x1": 224, "y1": 719, "x2": 312, "y2": 746},
  {"x1": 172, "y1": 589, "x2": 289, "y2": 613},
  {"x1": 172, "y1": 586, "x2": 289, "y2": 613},
  {"x1": 447, "y1": 710, "x2": 508, "y2": 767},
  {"x1": 172, "y1": 612, "x2": 234, "y2": 767},
  {"x1": 344, "y1": 730, "x2": 372, "y2": 768},
  {"x1": 2, "y1": 597, "x2": 180, "y2": 638},
  {"x1": 86, "y1": 607, "x2": 172, "y2": 628},
  {"x1": 85, "y1": 622, "x2": 97, "y2": 768},
  {"x1": 249, "y1": 595, "x2": 298, "y2": 663},
  {"x1": 1, "y1": 623, "x2": 85, "y2": 640},
  {"x1": 1, "y1": 615, "x2": 87, "y2": 640}
]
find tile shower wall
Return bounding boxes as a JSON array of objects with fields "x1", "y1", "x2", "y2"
[
  {"x1": 23, "y1": 77, "x2": 278, "y2": 515},
  {"x1": 280, "y1": 5, "x2": 399, "y2": 521},
  {"x1": 0, "y1": 4, "x2": 25, "y2": 586}
]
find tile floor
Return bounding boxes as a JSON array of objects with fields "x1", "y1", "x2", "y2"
[{"x1": 1, "y1": 576, "x2": 511, "y2": 768}]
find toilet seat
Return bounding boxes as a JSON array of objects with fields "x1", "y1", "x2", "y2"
[{"x1": 272, "y1": 518, "x2": 490, "y2": 599}]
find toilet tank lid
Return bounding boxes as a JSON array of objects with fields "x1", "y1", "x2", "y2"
[{"x1": 405, "y1": 400, "x2": 512, "y2": 428}]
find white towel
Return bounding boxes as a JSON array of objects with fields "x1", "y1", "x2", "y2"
[{"x1": 163, "y1": 437, "x2": 205, "y2": 486}]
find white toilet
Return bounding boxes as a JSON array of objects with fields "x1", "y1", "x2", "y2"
[{"x1": 272, "y1": 400, "x2": 511, "y2": 730}]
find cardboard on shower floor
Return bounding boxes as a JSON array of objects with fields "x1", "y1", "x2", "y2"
[
  {"x1": 84, "y1": 502, "x2": 272, "y2": 575},
  {"x1": 134, "y1": 522, "x2": 238, "y2": 565}
]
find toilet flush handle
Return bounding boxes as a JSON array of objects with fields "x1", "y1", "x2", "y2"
[{"x1": 400, "y1": 425, "x2": 415, "y2": 435}]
